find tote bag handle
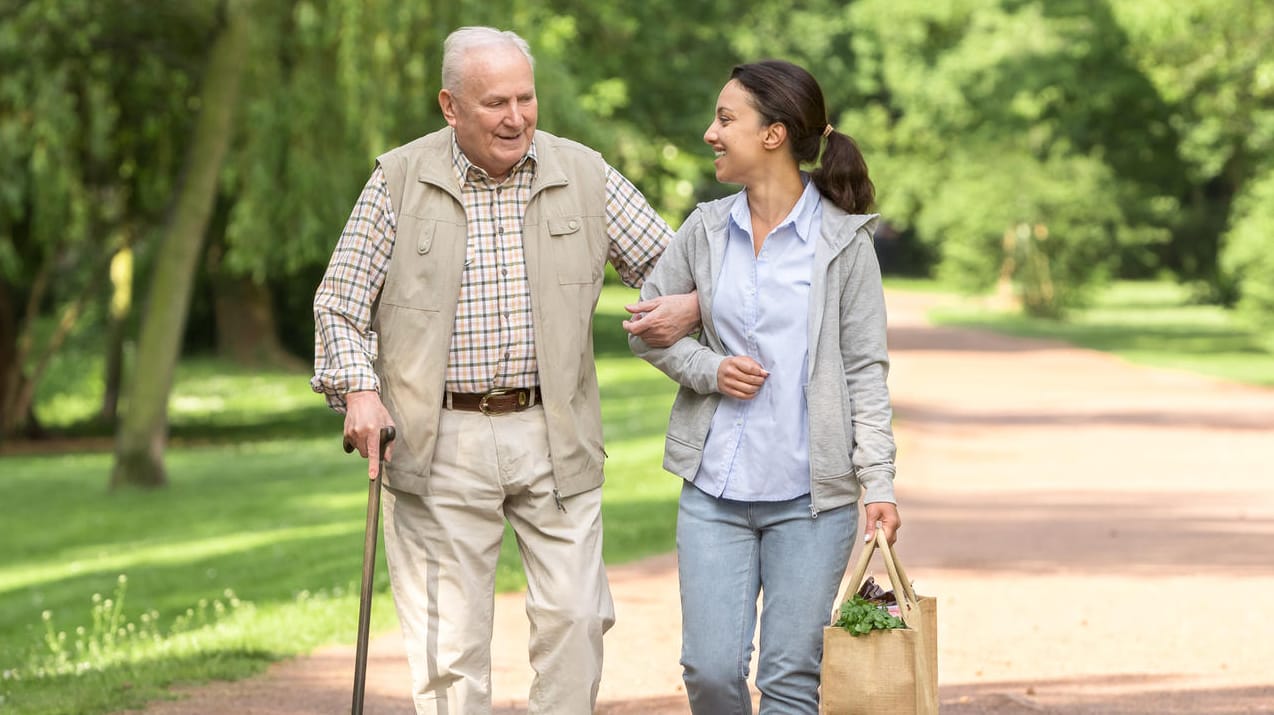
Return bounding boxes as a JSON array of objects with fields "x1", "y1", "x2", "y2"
[{"x1": 841, "y1": 529, "x2": 920, "y2": 627}]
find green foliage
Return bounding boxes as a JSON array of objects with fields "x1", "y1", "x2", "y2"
[
  {"x1": 0, "y1": 0, "x2": 216, "y2": 437},
  {"x1": 0, "y1": 0, "x2": 213, "y2": 275},
  {"x1": 221, "y1": 1, "x2": 444, "y2": 282},
  {"x1": 1220, "y1": 170, "x2": 1274, "y2": 324},
  {"x1": 1113, "y1": 1, "x2": 1274, "y2": 187},
  {"x1": 845, "y1": 0, "x2": 1186, "y2": 316},
  {"x1": 24, "y1": 575, "x2": 248, "y2": 684},
  {"x1": 833, "y1": 595, "x2": 905, "y2": 636},
  {"x1": 1111, "y1": 0, "x2": 1274, "y2": 280},
  {"x1": 920, "y1": 149, "x2": 1123, "y2": 316}
]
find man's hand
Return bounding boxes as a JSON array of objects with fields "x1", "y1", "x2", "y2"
[
  {"x1": 343, "y1": 391, "x2": 396, "y2": 480},
  {"x1": 717, "y1": 356, "x2": 768, "y2": 399},
  {"x1": 623, "y1": 291, "x2": 701, "y2": 348},
  {"x1": 863, "y1": 502, "x2": 901, "y2": 545}
]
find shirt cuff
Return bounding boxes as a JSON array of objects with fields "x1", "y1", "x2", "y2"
[{"x1": 310, "y1": 374, "x2": 380, "y2": 415}]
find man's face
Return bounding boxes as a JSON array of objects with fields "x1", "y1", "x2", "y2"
[{"x1": 439, "y1": 45, "x2": 537, "y2": 182}]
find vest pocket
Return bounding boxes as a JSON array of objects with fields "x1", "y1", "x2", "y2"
[
  {"x1": 381, "y1": 214, "x2": 455, "y2": 311},
  {"x1": 548, "y1": 215, "x2": 599, "y2": 285}
]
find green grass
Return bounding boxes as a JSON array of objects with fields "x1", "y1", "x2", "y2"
[
  {"x1": 923, "y1": 280, "x2": 1274, "y2": 387},
  {"x1": 35, "y1": 358, "x2": 344, "y2": 442},
  {"x1": 0, "y1": 284, "x2": 682, "y2": 715}
]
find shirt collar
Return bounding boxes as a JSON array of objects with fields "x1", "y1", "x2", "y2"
[
  {"x1": 450, "y1": 135, "x2": 538, "y2": 186},
  {"x1": 728, "y1": 174, "x2": 822, "y2": 243}
]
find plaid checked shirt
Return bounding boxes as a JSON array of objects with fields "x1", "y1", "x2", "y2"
[{"x1": 312, "y1": 138, "x2": 672, "y2": 410}]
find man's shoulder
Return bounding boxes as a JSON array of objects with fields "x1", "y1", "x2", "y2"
[
  {"x1": 378, "y1": 128, "x2": 451, "y2": 165},
  {"x1": 533, "y1": 130, "x2": 604, "y2": 162},
  {"x1": 532, "y1": 130, "x2": 608, "y2": 189}
]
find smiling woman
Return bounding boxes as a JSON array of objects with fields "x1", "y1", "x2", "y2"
[{"x1": 630, "y1": 59, "x2": 897, "y2": 715}]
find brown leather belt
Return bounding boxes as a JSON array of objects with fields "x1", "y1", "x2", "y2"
[{"x1": 445, "y1": 387, "x2": 541, "y2": 415}]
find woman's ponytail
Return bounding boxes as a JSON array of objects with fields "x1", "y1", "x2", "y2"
[{"x1": 812, "y1": 128, "x2": 875, "y2": 214}]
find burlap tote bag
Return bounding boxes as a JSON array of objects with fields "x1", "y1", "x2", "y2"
[{"x1": 820, "y1": 532, "x2": 938, "y2": 714}]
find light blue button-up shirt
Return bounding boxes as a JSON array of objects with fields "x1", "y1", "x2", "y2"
[{"x1": 693, "y1": 178, "x2": 822, "y2": 502}]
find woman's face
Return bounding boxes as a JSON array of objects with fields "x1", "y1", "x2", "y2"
[{"x1": 703, "y1": 79, "x2": 772, "y2": 186}]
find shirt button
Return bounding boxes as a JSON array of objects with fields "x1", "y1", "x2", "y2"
[
  {"x1": 498, "y1": 226, "x2": 504, "y2": 234},
  {"x1": 502, "y1": 268, "x2": 508, "y2": 275}
]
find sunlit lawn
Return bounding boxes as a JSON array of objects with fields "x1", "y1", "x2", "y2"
[
  {"x1": 0, "y1": 284, "x2": 681, "y2": 715},
  {"x1": 901, "y1": 279, "x2": 1274, "y2": 387}
]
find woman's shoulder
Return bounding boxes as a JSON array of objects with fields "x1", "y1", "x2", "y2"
[
  {"x1": 819, "y1": 202, "x2": 880, "y2": 243},
  {"x1": 694, "y1": 193, "x2": 739, "y2": 223},
  {"x1": 674, "y1": 192, "x2": 740, "y2": 240}
]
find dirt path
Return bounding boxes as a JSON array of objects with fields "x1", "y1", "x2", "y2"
[{"x1": 123, "y1": 290, "x2": 1274, "y2": 714}]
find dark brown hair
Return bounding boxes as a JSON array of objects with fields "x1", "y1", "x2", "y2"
[{"x1": 730, "y1": 60, "x2": 875, "y2": 213}]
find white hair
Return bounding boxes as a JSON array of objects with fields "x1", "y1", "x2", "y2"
[{"x1": 441, "y1": 27, "x2": 535, "y2": 96}]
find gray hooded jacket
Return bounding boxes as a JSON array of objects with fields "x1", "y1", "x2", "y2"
[{"x1": 629, "y1": 193, "x2": 896, "y2": 514}]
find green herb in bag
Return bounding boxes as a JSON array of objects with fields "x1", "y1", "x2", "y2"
[{"x1": 833, "y1": 595, "x2": 905, "y2": 636}]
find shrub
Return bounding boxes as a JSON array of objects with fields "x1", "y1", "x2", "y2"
[
  {"x1": 1220, "y1": 169, "x2": 1274, "y2": 325},
  {"x1": 916, "y1": 149, "x2": 1128, "y2": 317}
]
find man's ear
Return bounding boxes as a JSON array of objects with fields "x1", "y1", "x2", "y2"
[
  {"x1": 439, "y1": 89, "x2": 459, "y2": 128},
  {"x1": 762, "y1": 122, "x2": 787, "y2": 151}
]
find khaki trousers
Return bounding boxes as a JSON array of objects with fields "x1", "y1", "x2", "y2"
[{"x1": 382, "y1": 404, "x2": 615, "y2": 715}]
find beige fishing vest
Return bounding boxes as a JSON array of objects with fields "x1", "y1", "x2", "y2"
[{"x1": 374, "y1": 127, "x2": 610, "y2": 497}]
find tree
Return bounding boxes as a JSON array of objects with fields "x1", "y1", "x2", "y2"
[
  {"x1": 841, "y1": 0, "x2": 1184, "y2": 314},
  {"x1": 111, "y1": 0, "x2": 251, "y2": 488},
  {"x1": 213, "y1": 1, "x2": 442, "y2": 362},
  {"x1": 1111, "y1": 0, "x2": 1274, "y2": 289},
  {"x1": 0, "y1": 0, "x2": 212, "y2": 442},
  {"x1": 1220, "y1": 169, "x2": 1274, "y2": 323}
]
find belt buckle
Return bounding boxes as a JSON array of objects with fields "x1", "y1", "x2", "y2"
[{"x1": 479, "y1": 387, "x2": 524, "y2": 415}]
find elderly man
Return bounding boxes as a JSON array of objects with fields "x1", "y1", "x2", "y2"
[{"x1": 312, "y1": 26, "x2": 697, "y2": 715}]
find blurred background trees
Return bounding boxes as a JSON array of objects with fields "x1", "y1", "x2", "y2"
[{"x1": 1, "y1": 0, "x2": 1270, "y2": 471}]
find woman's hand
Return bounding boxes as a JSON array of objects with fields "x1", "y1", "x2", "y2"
[
  {"x1": 717, "y1": 356, "x2": 768, "y2": 399},
  {"x1": 863, "y1": 502, "x2": 901, "y2": 545}
]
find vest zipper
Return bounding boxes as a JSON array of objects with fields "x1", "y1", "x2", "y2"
[{"x1": 553, "y1": 489, "x2": 567, "y2": 512}]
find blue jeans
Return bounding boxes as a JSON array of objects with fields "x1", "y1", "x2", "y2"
[{"x1": 677, "y1": 482, "x2": 857, "y2": 715}]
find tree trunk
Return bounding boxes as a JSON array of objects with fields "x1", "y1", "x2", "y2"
[
  {"x1": 110, "y1": 0, "x2": 251, "y2": 489},
  {"x1": 0, "y1": 280, "x2": 18, "y2": 445},
  {"x1": 0, "y1": 249, "x2": 52, "y2": 442},
  {"x1": 206, "y1": 242, "x2": 303, "y2": 369},
  {"x1": 213, "y1": 275, "x2": 304, "y2": 368}
]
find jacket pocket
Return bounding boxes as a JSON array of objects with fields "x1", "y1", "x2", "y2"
[
  {"x1": 663, "y1": 432, "x2": 704, "y2": 479},
  {"x1": 810, "y1": 470, "x2": 861, "y2": 511},
  {"x1": 549, "y1": 215, "x2": 600, "y2": 285}
]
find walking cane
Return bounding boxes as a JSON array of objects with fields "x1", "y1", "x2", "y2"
[{"x1": 344, "y1": 426, "x2": 396, "y2": 715}]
